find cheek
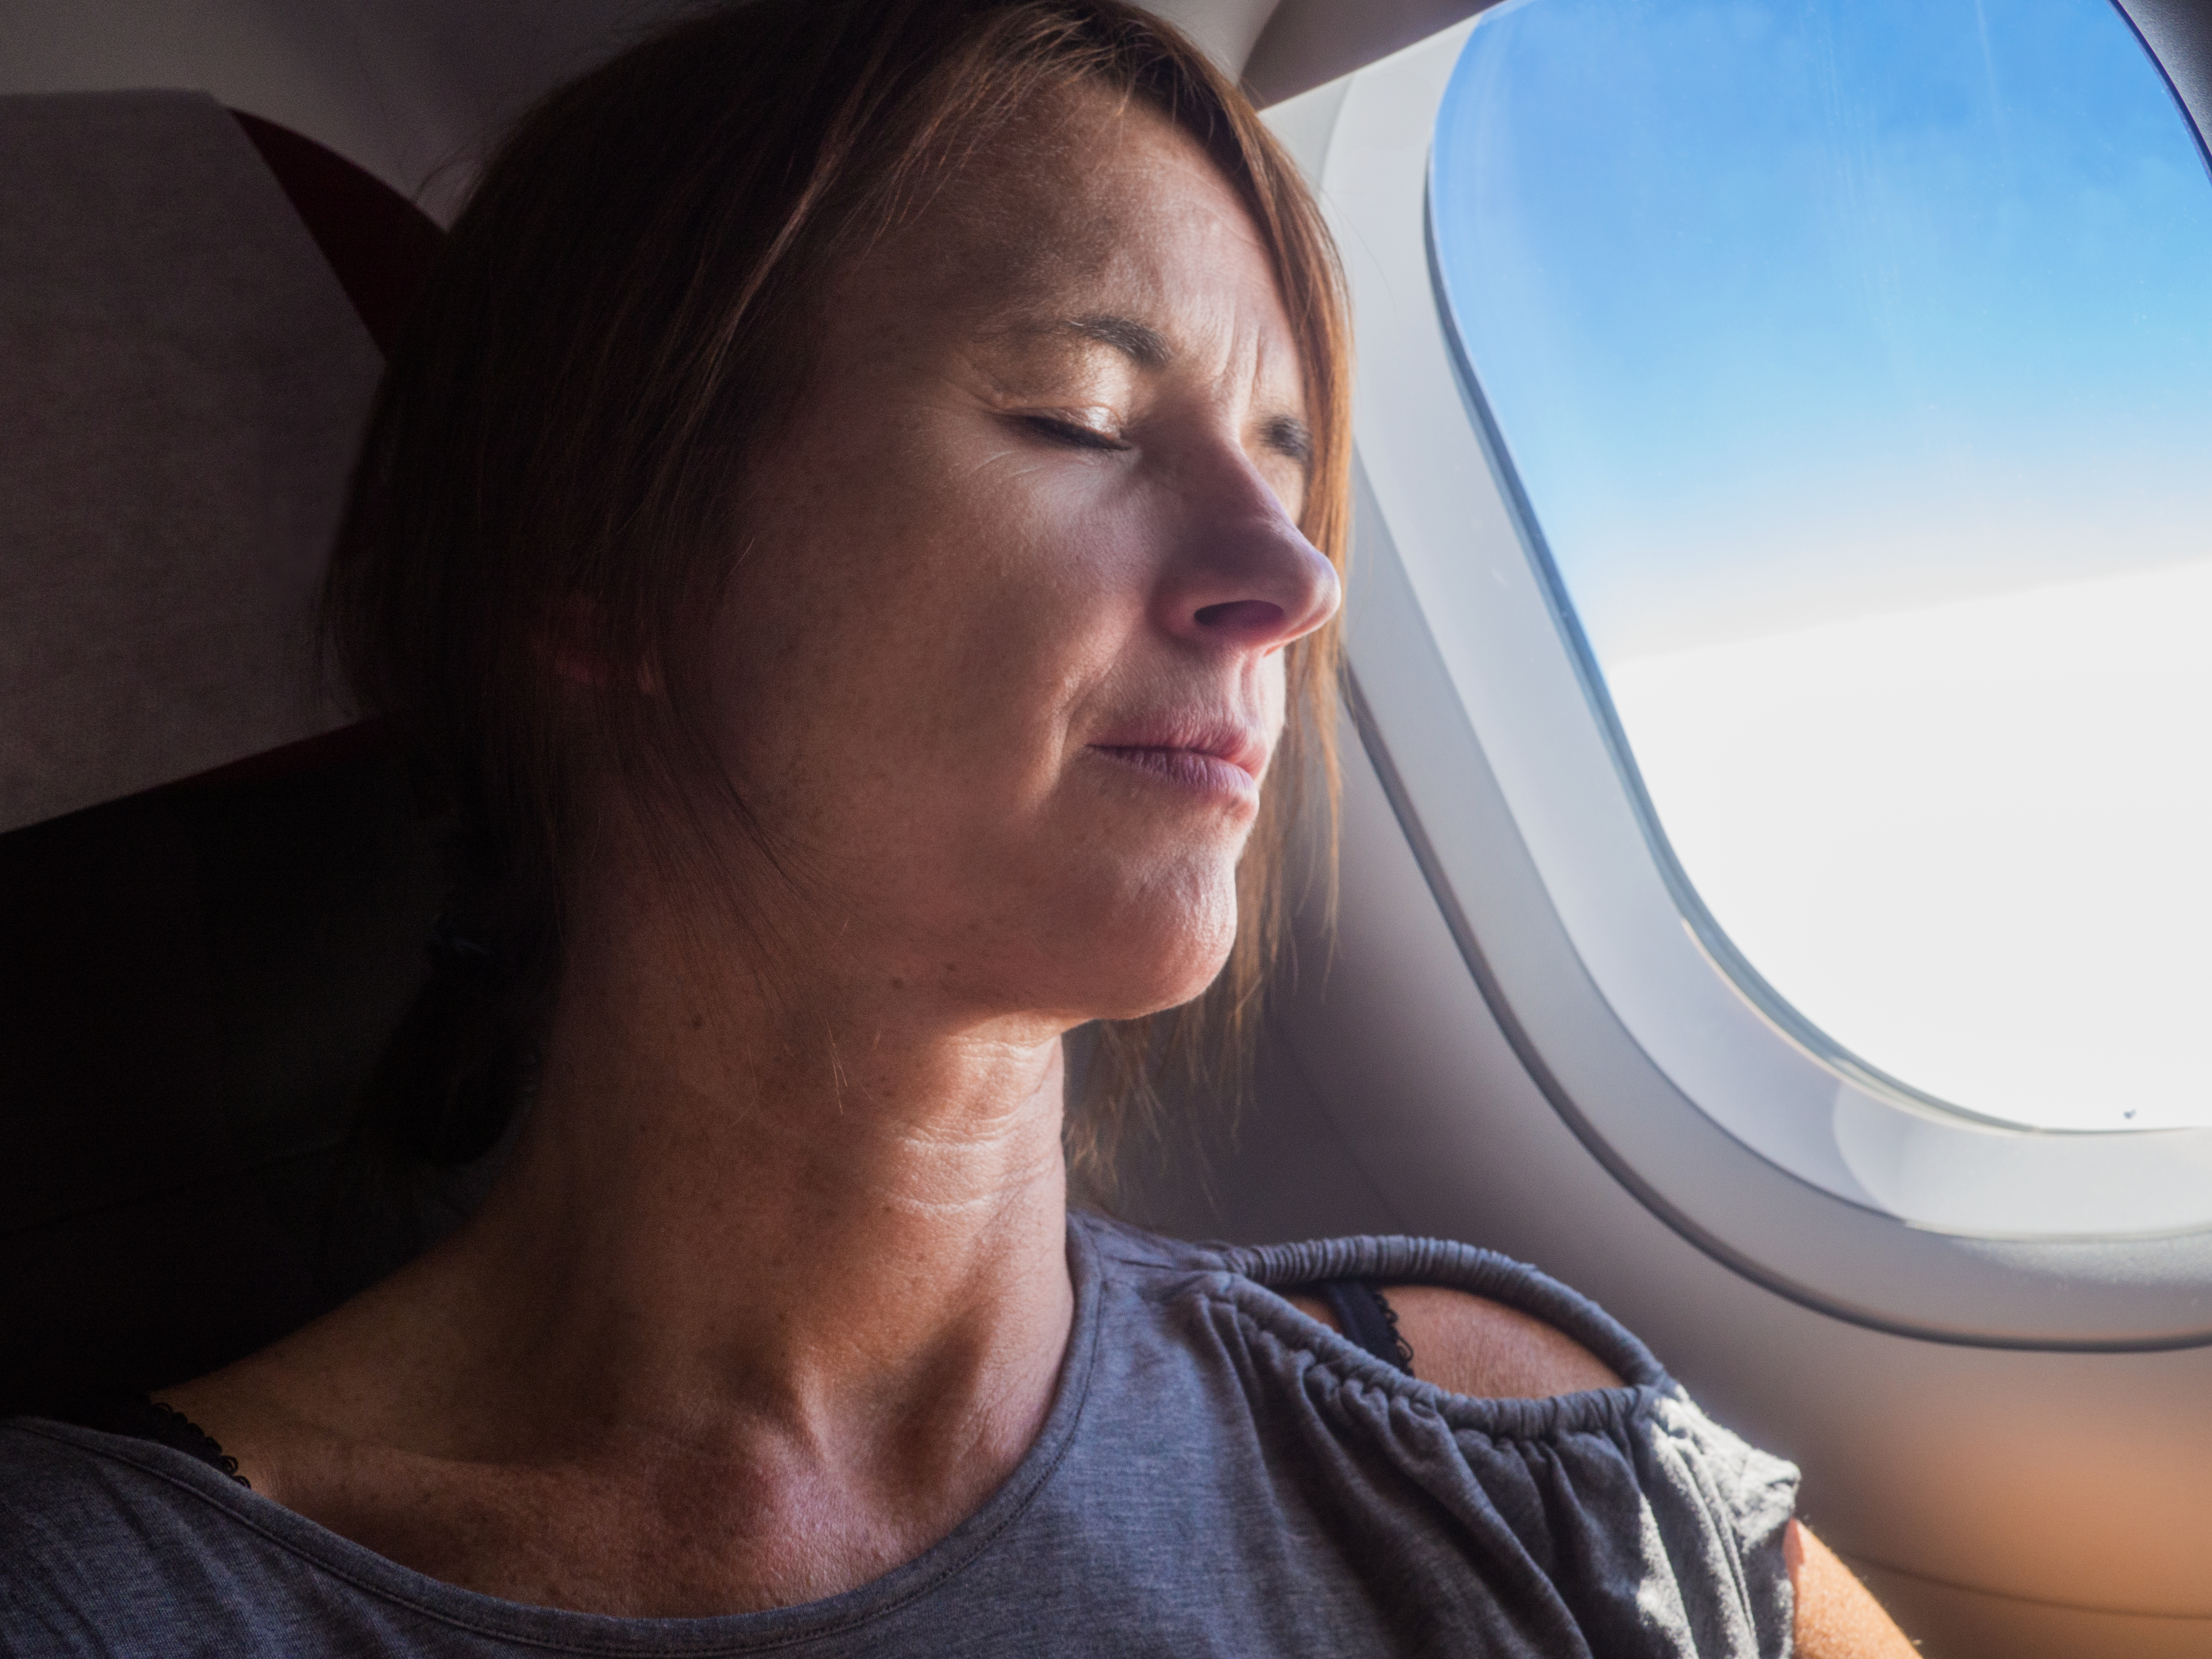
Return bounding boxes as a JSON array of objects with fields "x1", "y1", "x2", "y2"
[
  {"x1": 710, "y1": 437, "x2": 1142, "y2": 845},
  {"x1": 700, "y1": 389, "x2": 1255, "y2": 1018}
]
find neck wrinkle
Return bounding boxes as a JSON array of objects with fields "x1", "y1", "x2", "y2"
[{"x1": 422, "y1": 862, "x2": 1079, "y2": 1489}]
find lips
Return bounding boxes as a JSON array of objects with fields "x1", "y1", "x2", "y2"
[{"x1": 1088, "y1": 718, "x2": 1267, "y2": 798}]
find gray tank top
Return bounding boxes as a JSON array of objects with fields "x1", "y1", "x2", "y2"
[{"x1": 0, "y1": 1213, "x2": 1798, "y2": 1657}]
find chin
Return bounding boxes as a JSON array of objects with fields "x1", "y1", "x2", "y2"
[
  {"x1": 990, "y1": 838, "x2": 1245, "y2": 1021},
  {"x1": 1094, "y1": 961, "x2": 1232, "y2": 1024},
  {"x1": 1066, "y1": 889, "x2": 1240, "y2": 1023}
]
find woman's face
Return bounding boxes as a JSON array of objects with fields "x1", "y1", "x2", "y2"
[{"x1": 709, "y1": 87, "x2": 1338, "y2": 1028}]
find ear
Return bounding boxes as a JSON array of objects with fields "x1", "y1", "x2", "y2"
[{"x1": 536, "y1": 596, "x2": 663, "y2": 694}]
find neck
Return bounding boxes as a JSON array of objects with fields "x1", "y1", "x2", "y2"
[
  {"x1": 175, "y1": 850, "x2": 1092, "y2": 1615},
  {"x1": 412, "y1": 864, "x2": 1079, "y2": 1497}
]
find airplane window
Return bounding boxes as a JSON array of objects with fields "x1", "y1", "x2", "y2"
[{"x1": 1431, "y1": 0, "x2": 2212, "y2": 1133}]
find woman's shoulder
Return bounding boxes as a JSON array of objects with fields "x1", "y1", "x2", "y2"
[
  {"x1": 1075, "y1": 1208, "x2": 1663, "y2": 1402},
  {"x1": 1368, "y1": 1283, "x2": 1627, "y2": 1398},
  {"x1": 0, "y1": 1417, "x2": 242, "y2": 1643},
  {"x1": 3, "y1": 1412, "x2": 181, "y2": 1510},
  {"x1": 1, "y1": 1415, "x2": 429, "y2": 1656},
  {"x1": 0, "y1": 1414, "x2": 242, "y2": 1550},
  {"x1": 1073, "y1": 1211, "x2": 1801, "y2": 1644},
  {"x1": 1077, "y1": 1210, "x2": 1801, "y2": 1537}
]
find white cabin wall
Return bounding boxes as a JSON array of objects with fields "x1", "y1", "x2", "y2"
[{"x1": 1138, "y1": 0, "x2": 1282, "y2": 81}]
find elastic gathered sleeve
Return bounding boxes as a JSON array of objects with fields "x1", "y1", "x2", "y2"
[
  {"x1": 1279, "y1": 1357, "x2": 1800, "y2": 1659},
  {"x1": 1604, "y1": 1389, "x2": 1799, "y2": 1659},
  {"x1": 1215, "y1": 1231, "x2": 1801, "y2": 1659}
]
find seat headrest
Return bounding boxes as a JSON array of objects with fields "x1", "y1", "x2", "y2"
[
  {"x1": 0, "y1": 89, "x2": 385, "y2": 835},
  {"x1": 0, "y1": 95, "x2": 446, "y2": 1414}
]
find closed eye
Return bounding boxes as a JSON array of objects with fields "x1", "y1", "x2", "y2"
[
  {"x1": 1015, "y1": 412, "x2": 1132, "y2": 452},
  {"x1": 1261, "y1": 413, "x2": 1313, "y2": 469}
]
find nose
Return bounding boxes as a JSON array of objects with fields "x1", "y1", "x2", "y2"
[{"x1": 1154, "y1": 441, "x2": 1341, "y2": 655}]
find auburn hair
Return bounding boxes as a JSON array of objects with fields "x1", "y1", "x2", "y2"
[{"x1": 325, "y1": 0, "x2": 1352, "y2": 1193}]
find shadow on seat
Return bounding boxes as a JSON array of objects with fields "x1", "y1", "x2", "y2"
[{"x1": 0, "y1": 91, "x2": 447, "y2": 1414}]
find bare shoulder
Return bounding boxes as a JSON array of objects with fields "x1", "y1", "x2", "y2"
[
  {"x1": 1282, "y1": 1282, "x2": 1623, "y2": 1397},
  {"x1": 1384, "y1": 1284, "x2": 1624, "y2": 1398},
  {"x1": 153, "y1": 1345, "x2": 339, "y2": 1498},
  {"x1": 1274, "y1": 1281, "x2": 1618, "y2": 1400},
  {"x1": 1788, "y1": 1520, "x2": 1921, "y2": 1657},
  {"x1": 150, "y1": 1255, "x2": 464, "y2": 1500}
]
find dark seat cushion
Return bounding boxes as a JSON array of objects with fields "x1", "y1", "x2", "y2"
[{"x1": 0, "y1": 106, "x2": 445, "y2": 1414}]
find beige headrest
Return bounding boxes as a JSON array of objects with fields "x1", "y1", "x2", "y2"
[{"x1": 0, "y1": 89, "x2": 381, "y2": 834}]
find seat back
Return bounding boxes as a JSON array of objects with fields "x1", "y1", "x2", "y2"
[{"x1": 0, "y1": 91, "x2": 444, "y2": 1412}]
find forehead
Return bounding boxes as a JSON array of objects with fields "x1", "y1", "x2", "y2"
[{"x1": 834, "y1": 85, "x2": 1301, "y2": 383}]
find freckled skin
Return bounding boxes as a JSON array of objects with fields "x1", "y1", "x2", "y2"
[
  {"x1": 150, "y1": 83, "x2": 1908, "y2": 1655},
  {"x1": 157, "y1": 89, "x2": 1337, "y2": 1619},
  {"x1": 714, "y1": 96, "x2": 1329, "y2": 1025}
]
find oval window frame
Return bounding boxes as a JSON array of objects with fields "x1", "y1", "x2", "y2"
[{"x1": 1282, "y1": 8, "x2": 2212, "y2": 1345}]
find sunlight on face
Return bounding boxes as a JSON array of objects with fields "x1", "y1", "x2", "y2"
[{"x1": 706, "y1": 87, "x2": 1339, "y2": 1029}]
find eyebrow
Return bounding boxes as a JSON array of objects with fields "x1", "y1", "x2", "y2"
[{"x1": 1064, "y1": 313, "x2": 1172, "y2": 371}]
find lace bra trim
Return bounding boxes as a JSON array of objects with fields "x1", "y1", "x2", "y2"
[
  {"x1": 56, "y1": 1395, "x2": 250, "y2": 1487},
  {"x1": 1307, "y1": 1278, "x2": 1416, "y2": 1374}
]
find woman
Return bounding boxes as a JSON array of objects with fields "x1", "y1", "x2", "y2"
[{"x1": 3, "y1": 1, "x2": 1911, "y2": 1652}]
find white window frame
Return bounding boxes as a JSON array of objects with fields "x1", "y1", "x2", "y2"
[{"x1": 1270, "y1": 15, "x2": 2212, "y2": 1344}]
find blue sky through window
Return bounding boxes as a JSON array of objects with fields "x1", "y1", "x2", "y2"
[
  {"x1": 1431, "y1": 0, "x2": 2212, "y2": 1130},
  {"x1": 1436, "y1": 0, "x2": 2212, "y2": 659}
]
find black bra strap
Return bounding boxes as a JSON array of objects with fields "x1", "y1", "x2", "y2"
[
  {"x1": 1312, "y1": 1279, "x2": 1415, "y2": 1375},
  {"x1": 53, "y1": 1395, "x2": 250, "y2": 1487}
]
